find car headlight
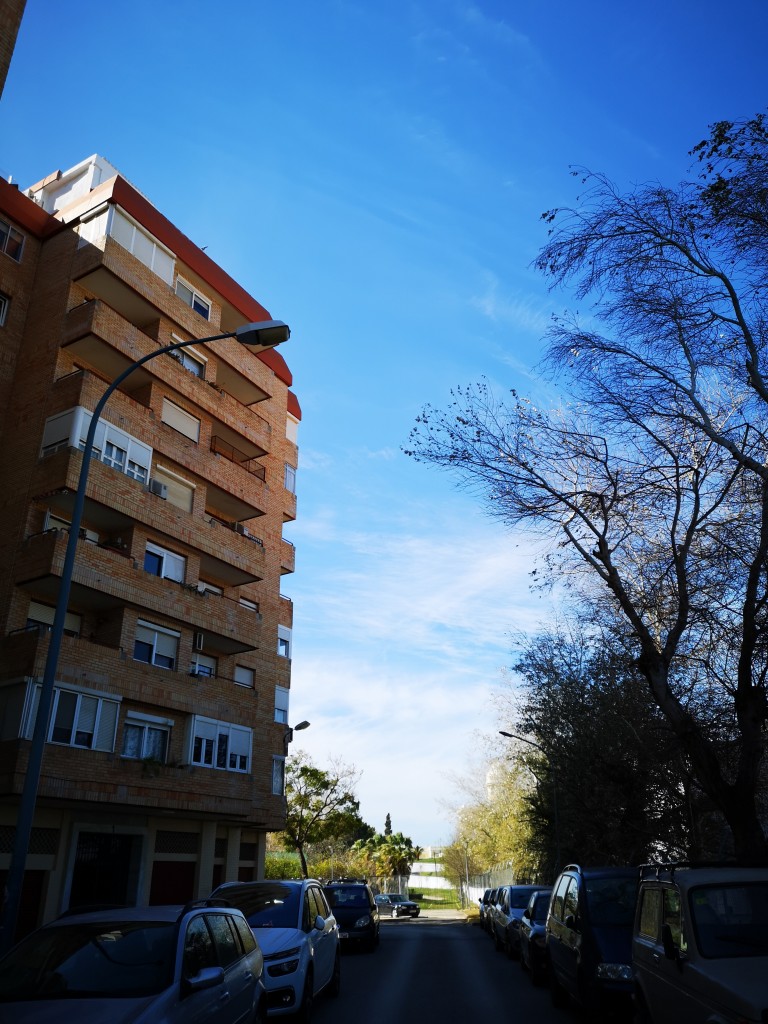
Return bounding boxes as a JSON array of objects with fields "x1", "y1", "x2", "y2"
[
  {"x1": 267, "y1": 959, "x2": 301, "y2": 977},
  {"x1": 596, "y1": 963, "x2": 632, "y2": 981},
  {"x1": 354, "y1": 915, "x2": 372, "y2": 928}
]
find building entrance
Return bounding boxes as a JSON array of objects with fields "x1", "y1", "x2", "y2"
[{"x1": 69, "y1": 831, "x2": 142, "y2": 910}]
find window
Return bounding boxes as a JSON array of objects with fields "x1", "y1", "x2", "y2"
[
  {"x1": 190, "y1": 716, "x2": 251, "y2": 773},
  {"x1": 277, "y1": 626, "x2": 292, "y2": 659},
  {"x1": 272, "y1": 756, "x2": 286, "y2": 795},
  {"x1": 199, "y1": 581, "x2": 223, "y2": 596},
  {"x1": 25, "y1": 684, "x2": 119, "y2": 751},
  {"x1": 27, "y1": 600, "x2": 82, "y2": 638},
  {"x1": 191, "y1": 653, "x2": 217, "y2": 678},
  {"x1": 176, "y1": 277, "x2": 211, "y2": 320},
  {"x1": 275, "y1": 685, "x2": 289, "y2": 724},
  {"x1": 284, "y1": 463, "x2": 297, "y2": 494},
  {"x1": 161, "y1": 398, "x2": 200, "y2": 442},
  {"x1": 40, "y1": 407, "x2": 151, "y2": 483},
  {"x1": 122, "y1": 714, "x2": 171, "y2": 761},
  {"x1": 108, "y1": 208, "x2": 174, "y2": 284},
  {"x1": 234, "y1": 665, "x2": 254, "y2": 688},
  {"x1": 144, "y1": 542, "x2": 186, "y2": 583},
  {"x1": 170, "y1": 339, "x2": 207, "y2": 379},
  {"x1": 239, "y1": 597, "x2": 259, "y2": 613},
  {"x1": 133, "y1": 621, "x2": 179, "y2": 670},
  {"x1": 638, "y1": 887, "x2": 661, "y2": 939},
  {"x1": 0, "y1": 217, "x2": 24, "y2": 261},
  {"x1": 152, "y1": 466, "x2": 195, "y2": 513},
  {"x1": 0, "y1": 292, "x2": 8, "y2": 326}
]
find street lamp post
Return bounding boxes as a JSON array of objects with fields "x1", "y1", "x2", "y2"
[
  {"x1": 283, "y1": 720, "x2": 310, "y2": 754},
  {"x1": 499, "y1": 730, "x2": 562, "y2": 872},
  {"x1": 1, "y1": 320, "x2": 290, "y2": 953}
]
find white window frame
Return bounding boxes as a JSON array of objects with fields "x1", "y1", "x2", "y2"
[
  {"x1": 284, "y1": 463, "x2": 297, "y2": 494},
  {"x1": 40, "y1": 407, "x2": 152, "y2": 483},
  {"x1": 190, "y1": 716, "x2": 251, "y2": 773},
  {"x1": 275, "y1": 685, "x2": 289, "y2": 724},
  {"x1": 121, "y1": 712, "x2": 172, "y2": 761},
  {"x1": 133, "y1": 620, "x2": 180, "y2": 670},
  {"x1": 109, "y1": 207, "x2": 175, "y2": 284},
  {"x1": 239, "y1": 597, "x2": 259, "y2": 613},
  {"x1": 24, "y1": 683, "x2": 119, "y2": 752},
  {"x1": 0, "y1": 292, "x2": 8, "y2": 326},
  {"x1": 190, "y1": 653, "x2": 217, "y2": 678},
  {"x1": 171, "y1": 335, "x2": 208, "y2": 378},
  {"x1": 175, "y1": 276, "x2": 211, "y2": 320},
  {"x1": 0, "y1": 217, "x2": 24, "y2": 262},
  {"x1": 144, "y1": 541, "x2": 186, "y2": 583},
  {"x1": 152, "y1": 465, "x2": 195, "y2": 513},
  {"x1": 277, "y1": 625, "x2": 292, "y2": 659},
  {"x1": 272, "y1": 756, "x2": 286, "y2": 796},
  {"x1": 234, "y1": 665, "x2": 255, "y2": 688},
  {"x1": 161, "y1": 398, "x2": 200, "y2": 442}
]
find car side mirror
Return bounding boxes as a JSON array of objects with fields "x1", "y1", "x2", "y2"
[
  {"x1": 314, "y1": 914, "x2": 326, "y2": 931},
  {"x1": 564, "y1": 914, "x2": 577, "y2": 930}
]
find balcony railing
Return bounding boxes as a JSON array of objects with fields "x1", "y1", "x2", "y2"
[{"x1": 210, "y1": 436, "x2": 266, "y2": 480}]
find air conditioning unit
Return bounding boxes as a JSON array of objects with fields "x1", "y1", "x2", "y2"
[
  {"x1": 148, "y1": 478, "x2": 168, "y2": 499},
  {"x1": 233, "y1": 522, "x2": 246, "y2": 536},
  {"x1": 194, "y1": 631, "x2": 205, "y2": 651}
]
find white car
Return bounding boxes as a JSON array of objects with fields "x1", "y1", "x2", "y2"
[{"x1": 211, "y1": 879, "x2": 340, "y2": 1019}]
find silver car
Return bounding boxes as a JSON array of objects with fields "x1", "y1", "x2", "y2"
[{"x1": 0, "y1": 901, "x2": 266, "y2": 1023}]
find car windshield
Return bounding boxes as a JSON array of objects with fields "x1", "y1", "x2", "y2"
[
  {"x1": 510, "y1": 889, "x2": 535, "y2": 908},
  {"x1": 584, "y1": 876, "x2": 637, "y2": 926},
  {"x1": 220, "y1": 883, "x2": 300, "y2": 928},
  {"x1": 0, "y1": 921, "x2": 175, "y2": 1001},
  {"x1": 325, "y1": 887, "x2": 368, "y2": 908},
  {"x1": 387, "y1": 895, "x2": 407, "y2": 903},
  {"x1": 690, "y1": 882, "x2": 768, "y2": 958}
]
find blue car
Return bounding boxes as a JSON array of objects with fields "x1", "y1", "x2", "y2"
[{"x1": 545, "y1": 864, "x2": 638, "y2": 1015}]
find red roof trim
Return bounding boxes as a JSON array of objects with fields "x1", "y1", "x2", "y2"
[
  {"x1": 0, "y1": 177, "x2": 61, "y2": 237},
  {"x1": 287, "y1": 391, "x2": 302, "y2": 420}
]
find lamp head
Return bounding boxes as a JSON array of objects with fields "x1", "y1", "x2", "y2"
[
  {"x1": 235, "y1": 320, "x2": 291, "y2": 349},
  {"x1": 293, "y1": 721, "x2": 310, "y2": 731}
]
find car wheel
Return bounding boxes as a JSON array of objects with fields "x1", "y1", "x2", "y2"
[
  {"x1": 295, "y1": 972, "x2": 313, "y2": 1024},
  {"x1": 328, "y1": 951, "x2": 341, "y2": 997}
]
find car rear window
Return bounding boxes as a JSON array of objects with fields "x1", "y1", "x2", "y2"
[
  {"x1": 217, "y1": 883, "x2": 300, "y2": 928},
  {"x1": 325, "y1": 886, "x2": 369, "y2": 908}
]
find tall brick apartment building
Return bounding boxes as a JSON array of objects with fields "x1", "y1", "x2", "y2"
[{"x1": 0, "y1": 155, "x2": 300, "y2": 937}]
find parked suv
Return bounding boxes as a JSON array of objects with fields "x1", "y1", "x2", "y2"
[
  {"x1": 211, "y1": 879, "x2": 340, "y2": 1019},
  {"x1": 490, "y1": 884, "x2": 544, "y2": 958},
  {"x1": 323, "y1": 880, "x2": 379, "y2": 952},
  {"x1": 633, "y1": 862, "x2": 768, "y2": 1024},
  {"x1": 545, "y1": 863, "x2": 638, "y2": 1014}
]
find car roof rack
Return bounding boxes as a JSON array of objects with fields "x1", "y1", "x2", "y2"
[{"x1": 639, "y1": 859, "x2": 763, "y2": 882}]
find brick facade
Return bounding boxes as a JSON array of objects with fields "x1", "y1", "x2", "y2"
[{"x1": 0, "y1": 158, "x2": 300, "y2": 940}]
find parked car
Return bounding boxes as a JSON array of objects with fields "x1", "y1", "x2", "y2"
[
  {"x1": 211, "y1": 879, "x2": 340, "y2": 1019},
  {"x1": 323, "y1": 880, "x2": 379, "y2": 952},
  {"x1": 374, "y1": 893, "x2": 420, "y2": 918},
  {"x1": 490, "y1": 884, "x2": 543, "y2": 958},
  {"x1": 484, "y1": 887, "x2": 501, "y2": 935},
  {"x1": 478, "y1": 888, "x2": 493, "y2": 930},
  {"x1": 633, "y1": 861, "x2": 768, "y2": 1024},
  {"x1": 546, "y1": 863, "x2": 638, "y2": 1015},
  {"x1": 0, "y1": 900, "x2": 266, "y2": 1024},
  {"x1": 519, "y1": 888, "x2": 553, "y2": 985}
]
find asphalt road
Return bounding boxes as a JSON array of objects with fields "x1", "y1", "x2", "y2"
[{"x1": 309, "y1": 910, "x2": 630, "y2": 1024}]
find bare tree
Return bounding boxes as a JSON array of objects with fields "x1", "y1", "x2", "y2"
[{"x1": 407, "y1": 116, "x2": 768, "y2": 862}]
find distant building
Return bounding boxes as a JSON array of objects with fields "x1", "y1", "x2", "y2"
[{"x1": 0, "y1": 155, "x2": 300, "y2": 941}]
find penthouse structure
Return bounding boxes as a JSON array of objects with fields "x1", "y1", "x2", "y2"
[{"x1": 0, "y1": 155, "x2": 300, "y2": 940}]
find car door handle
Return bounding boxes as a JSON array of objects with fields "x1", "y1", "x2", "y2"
[{"x1": 652, "y1": 953, "x2": 661, "y2": 964}]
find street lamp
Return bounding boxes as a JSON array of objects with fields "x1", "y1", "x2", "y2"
[
  {"x1": 1, "y1": 320, "x2": 290, "y2": 953},
  {"x1": 499, "y1": 730, "x2": 562, "y2": 872},
  {"x1": 283, "y1": 720, "x2": 310, "y2": 753}
]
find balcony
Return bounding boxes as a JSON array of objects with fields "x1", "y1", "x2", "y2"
[
  {"x1": 211, "y1": 436, "x2": 266, "y2": 480},
  {"x1": 280, "y1": 539, "x2": 296, "y2": 575}
]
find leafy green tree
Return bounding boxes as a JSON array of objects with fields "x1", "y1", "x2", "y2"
[
  {"x1": 408, "y1": 115, "x2": 768, "y2": 862},
  {"x1": 280, "y1": 752, "x2": 364, "y2": 877},
  {"x1": 353, "y1": 831, "x2": 422, "y2": 880}
]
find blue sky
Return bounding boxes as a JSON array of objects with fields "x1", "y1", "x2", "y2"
[{"x1": 3, "y1": 1, "x2": 766, "y2": 845}]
